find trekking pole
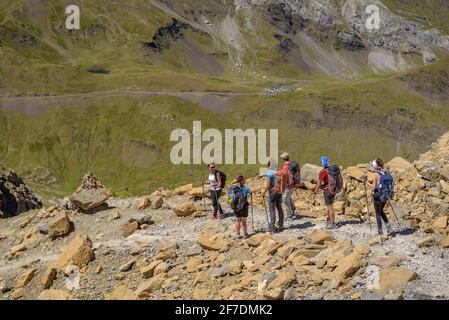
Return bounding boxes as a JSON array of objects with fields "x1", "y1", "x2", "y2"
[
  {"x1": 262, "y1": 195, "x2": 270, "y2": 232},
  {"x1": 387, "y1": 199, "x2": 402, "y2": 228},
  {"x1": 201, "y1": 179, "x2": 207, "y2": 211},
  {"x1": 250, "y1": 193, "x2": 255, "y2": 233},
  {"x1": 363, "y1": 181, "x2": 372, "y2": 231}
]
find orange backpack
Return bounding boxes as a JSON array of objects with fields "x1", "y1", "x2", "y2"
[{"x1": 271, "y1": 169, "x2": 288, "y2": 193}]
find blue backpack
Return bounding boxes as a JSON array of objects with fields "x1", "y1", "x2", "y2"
[
  {"x1": 375, "y1": 172, "x2": 394, "y2": 202},
  {"x1": 227, "y1": 185, "x2": 246, "y2": 211}
]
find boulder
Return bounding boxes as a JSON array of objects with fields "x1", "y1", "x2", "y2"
[
  {"x1": 228, "y1": 260, "x2": 243, "y2": 275},
  {"x1": 268, "y1": 271, "x2": 296, "y2": 291},
  {"x1": 15, "y1": 268, "x2": 37, "y2": 288},
  {"x1": 174, "y1": 184, "x2": 193, "y2": 195},
  {"x1": 10, "y1": 288, "x2": 24, "y2": 300},
  {"x1": 48, "y1": 212, "x2": 71, "y2": 239},
  {"x1": 119, "y1": 259, "x2": 136, "y2": 272},
  {"x1": 0, "y1": 166, "x2": 42, "y2": 218},
  {"x1": 254, "y1": 239, "x2": 281, "y2": 256},
  {"x1": 306, "y1": 230, "x2": 335, "y2": 245},
  {"x1": 186, "y1": 256, "x2": 203, "y2": 273},
  {"x1": 420, "y1": 162, "x2": 449, "y2": 182},
  {"x1": 197, "y1": 233, "x2": 229, "y2": 251},
  {"x1": 57, "y1": 234, "x2": 94, "y2": 269},
  {"x1": 150, "y1": 196, "x2": 163, "y2": 210},
  {"x1": 328, "y1": 245, "x2": 368, "y2": 285},
  {"x1": 417, "y1": 236, "x2": 436, "y2": 248},
  {"x1": 134, "y1": 273, "x2": 166, "y2": 298},
  {"x1": 433, "y1": 216, "x2": 448, "y2": 230},
  {"x1": 111, "y1": 210, "x2": 121, "y2": 220},
  {"x1": 41, "y1": 266, "x2": 57, "y2": 289},
  {"x1": 378, "y1": 267, "x2": 418, "y2": 292},
  {"x1": 136, "y1": 197, "x2": 151, "y2": 210},
  {"x1": 346, "y1": 166, "x2": 365, "y2": 181},
  {"x1": 122, "y1": 220, "x2": 140, "y2": 237},
  {"x1": 154, "y1": 262, "x2": 169, "y2": 275},
  {"x1": 386, "y1": 157, "x2": 416, "y2": 174},
  {"x1": 70, "y1": 172, "x2": 111, "y2": 212},
  {"x1": 106, "y1": 284, "x2": 138, "y2": 300},
  {"x1": 38, "y1": 289, "x2": 75, "y2": 300},
  {"x1": 174, "y1": 201, "x2": 195, "y2": 217},
  {"x1": 189, "y1": 187, "x2": 208, "y2": 198},
  {"x1": 301, "y1": 164, "x2": 321, "y2": 182},
  {"x1": 247, "y1": 233, "x2": 273, "y2": 247},
  {"x1": 140, "y1": 260, "x2": 163, "y2": 278}
]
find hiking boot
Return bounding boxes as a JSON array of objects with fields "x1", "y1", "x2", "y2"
[
  {"x1": 275, "y1": 226, "x2": 285, "y2": 233},
  {"x1": 268, "y1": 227, "x2": 276, "y2": 234},
  {"x1": 386, "y1": 223, "x2": 393, "y2": 235},
  {"x1": 326, "y1": 223, "x2": 337, "y2": 230},
  {"x1": 243, "y1": 233, "x2": 250, "y2": 239},
  {"x1": 378, "y1": 229, "x2": 384, "y2": 236},
  {"x1": 235, "y1": 233, "x2": 243, "y2": 239}
]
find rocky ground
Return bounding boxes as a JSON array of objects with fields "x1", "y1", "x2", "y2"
[{"x1": 1, "y1": 132, "x2": 449, "y2": 300}]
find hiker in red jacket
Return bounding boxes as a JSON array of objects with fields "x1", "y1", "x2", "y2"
[{"x1": 313, "y1": 156, "x2": 343, "y2": 229}]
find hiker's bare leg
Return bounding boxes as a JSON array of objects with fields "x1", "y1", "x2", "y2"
[
  {"x1": 235, "y1": 217, "x2": 241, "y2": 234},
  {"x1": 328, "y1": 205, "x2": 336, "y2": 225},
  {"x1": 242, "y1": 217, "x2": 248, "y2": 235}
]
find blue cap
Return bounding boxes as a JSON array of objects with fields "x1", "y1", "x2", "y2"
[{"x1": 321, "y1": 156, "x2": 329, "y2": 168}]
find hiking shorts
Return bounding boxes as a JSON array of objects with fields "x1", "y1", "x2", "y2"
[
  {"x1": 234, "y1": 204, "x2": 249, "y2": 218},
  {"x1": 323, "y1": 192, "x2": 335, "y2": 206}
]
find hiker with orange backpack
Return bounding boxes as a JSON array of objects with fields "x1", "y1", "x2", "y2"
[
  {"x1": 313, "y1": 156, "x2": 343, "y2": 229},
  {"x1": 280, "y1": 152, "x2": 300, "y2": 220},
  {"x1": 262, "y1": 158, "x2": 288, "y2": 233}
]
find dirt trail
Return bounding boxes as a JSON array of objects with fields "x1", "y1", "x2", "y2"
[
  {"x1": 1, "y1": 194, "x2": 448, "y2": 300},
  {"x1": 0, "y1": 90, "x2": 257, "y2": 114}
]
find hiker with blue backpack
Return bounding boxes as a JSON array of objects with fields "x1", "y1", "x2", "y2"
[
  {"x1": 228, "y1": 176, "x2": 254, "y2": 239},
  {"x1": 313, "y1": 156, "x2": 343, "y2": 229},
  {"x1": 365, "y1": 159, "x2": 393, "y2": 236}
]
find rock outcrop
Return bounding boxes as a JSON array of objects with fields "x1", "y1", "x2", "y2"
[{"x1": 0, "y1": 166, "x2": 42, "y2": 218}]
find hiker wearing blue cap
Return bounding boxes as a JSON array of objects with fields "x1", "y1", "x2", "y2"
[{"x1": 314, "y1": 156, "x2": 343, "y2": 229}]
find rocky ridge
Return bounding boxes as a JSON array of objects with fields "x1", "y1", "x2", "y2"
[{"x1": 0, "y1": 131, "x2": 449, "y2": 300}]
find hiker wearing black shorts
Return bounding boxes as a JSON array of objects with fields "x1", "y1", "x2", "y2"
[
  {"x1": 232, "y1": 176, "x2": 253, "y2": 239},
  {"x1": 366, "y1": 159, "x2": 392, "y2": 236},
  {"x1": 314, "y1": 156, "x2": 342, "y2": 229}
]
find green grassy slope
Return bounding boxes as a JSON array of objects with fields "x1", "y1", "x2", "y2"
[
  {"x1": 1, "y1": 60, "x2": 448, "y2": 198},
  {"x1": 1, "y1": 0, "x2": 449, "y2": 200}
]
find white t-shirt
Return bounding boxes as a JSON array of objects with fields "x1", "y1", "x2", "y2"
[{"x1": 209, "y1": 173, "x2": 220, "y2": 191}]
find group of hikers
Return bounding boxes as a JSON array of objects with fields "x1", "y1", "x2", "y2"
[{"x1": 202, "y1": 153, "x2": 395, "y2": 239}]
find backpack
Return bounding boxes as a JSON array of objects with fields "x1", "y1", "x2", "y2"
[
  {"x1": 326, "y1": 165, "x2": 343, "y2": 195},
  {"x1": 227, "y1": 185, "x2": 246, "y2": 211},
  {"x1": 271, "y1": 169, "x2": 288, "y2": 193},
  {"x1": 287, "y1": 161, "x2": 301, "y2": 187},
  {"x1": 375, "y1": 172, "x2": 394, "y2": 202},
  {"x1": 215, "y1": 171, "x2": 227, "y2": 189}
]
